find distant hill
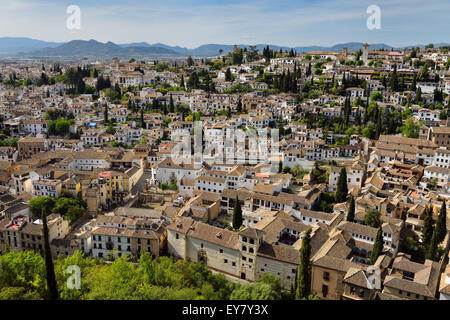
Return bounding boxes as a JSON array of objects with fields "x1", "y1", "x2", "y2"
[
  {"x1": 0, "y1": 37, "x2": 61, "y2": 55},
  {"x1": 115, "y1": 42, "x2": 406, "y2": 56},
  {"x1": 1, "y1": 37, "x2": 449, "y2": 57},
  {"x1": 25, "y1": 40, "x2": 180, "y2": 58}
]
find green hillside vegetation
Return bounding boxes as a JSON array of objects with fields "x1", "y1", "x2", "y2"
[{"x1": 0, "y1": 250, "x2": 294, "y2": 300}]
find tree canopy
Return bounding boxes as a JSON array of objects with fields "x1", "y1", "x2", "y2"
[{"x1": 0, "y1": 250, "x2": 290, "y2": 300}]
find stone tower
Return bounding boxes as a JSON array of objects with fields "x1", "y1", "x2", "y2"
[
  {"x1": 362, "y1": 43, "x2": 370, "y2": 63},
  {"x1": 342, "y1": 47, "x2": 348, "y2": 58}
]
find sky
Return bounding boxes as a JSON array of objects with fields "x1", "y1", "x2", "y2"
[{"x1": 0, "y1": 0, "x2": 449, "y2": 48}]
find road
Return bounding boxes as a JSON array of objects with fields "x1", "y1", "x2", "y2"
[{"x1": 131, "y1": 170, "x2": 153, "y2": 195}]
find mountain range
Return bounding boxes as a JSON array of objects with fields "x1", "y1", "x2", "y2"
[
  {"x1": 1, "y1": 37, "x2": 449, "y2": 58},
  {"x1": 0, "y1": 37, "x2": 61, "y2": 55}
]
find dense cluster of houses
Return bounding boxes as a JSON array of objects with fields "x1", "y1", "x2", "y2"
[{"x1": 0, "y1": 43, "x2": 450, "y2": 300}]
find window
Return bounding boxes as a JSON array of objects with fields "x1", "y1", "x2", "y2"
[
  {"x1": 220, "y1": 249, "x2": 223, "y2": 253},
  {"x1": 358, "y1": 289, "x2": 365, "y2": 298},
  {"x1": 224, "y1": 259, "x2": 228, "y2": 263},
  {"x1": 242, "y1": 245, "x2": 247, "y2": 251},
  {"x1": 201, "y1": 243, "x2": 204, "y2": 248},
  {"x1": 323, "y1": 272, "x2": 330, "y2": 281},
  {"x1": 176, "y1": 233, "x2": 179, "y2": 239}
]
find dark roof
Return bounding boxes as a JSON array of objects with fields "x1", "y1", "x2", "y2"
[{"x1": 257, "y1": 242, "x2": 299, "y2": 265}]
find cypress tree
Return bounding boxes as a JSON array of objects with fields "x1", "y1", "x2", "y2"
[
  {"x1": 140, "y1": 108, "x2": 145, "y2": 128},
  {"x1": 344, "y1": 98, "x2": 351, "y2": 128},
  {"x1": 232, "y1": 195, "x2": 242, "y2": 230},
  {"x1": 292, "y1": 266, "x2": 298, "y2": 298},
  {"x1": 363, "y1": 90, "x2": 370, "y2": 124},
  {"x1": 347, "y1": 196, "x2": 355, "y2": 222},
  {"x1": 375, "y1": 109, "x2": 382, "y2": 139},
  {"x1": 225, "y1": 68, "x2": 232, "y2": 82},
  {"x1": 369, "y1": 226, "x2": 383, "y2": 265},
  {"x1": 278, "y1": 160, "x2": 283, "y2": 173},
  {"x1": 296, "y1": 229, "x2": 312, "y2": 300},
  {"x1": 237, "y1": 98, "x2": 242, "y2": 113},
  {"x1": 180, "y1": 74, "x2": 185, "y2": 88},
  {"x1": 104, "y1": 104, "x2": 108, "y2": 123},
  {"x1": 306, "y1": 63, "x2": 311, "y2": 77},
  {"x1": 411, "y1": 73, "x2": 417, "y2": 91},
  {"x1": 389, "y1": 65, "x2": 398, "y2": 92},
  {"x1": 169, "y1": 94, "x2": 174, "y2": 113},
  {"x1": 435, "y1": 200, "x2": 447, "y2": 243},
  {"x1": 41, "y1": 209, "x2": 59, "y2": 300},
  {"x1": 335, "y1": 168, "x2": 348, "y2": 203},
  {"x1": 422, "y1": 205, "x2": 435, "y2": 249},
  {"x1": 426, "y1": 229, "x2": 439, "y2": 261}
]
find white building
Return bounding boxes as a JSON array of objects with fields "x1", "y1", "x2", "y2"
[
  {"x1": 69, "y1": 151, "x2": 111, "y2": 171},
  {"x1": 32, "y1": 179, "x2": 62, "y2": 198},
  {"x1": 434, "y1": 148, "x2": 450, "y2": 169}
]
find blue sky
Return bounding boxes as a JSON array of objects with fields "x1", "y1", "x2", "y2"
[{"x1": 0, "y1": 0, "x2": 448, "y2": 48}]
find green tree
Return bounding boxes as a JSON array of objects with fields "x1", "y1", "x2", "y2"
[
  {"x1": 230, "y1": 274, "x2": 282, "y2": 300},
  {"x1": 389, "y1": 65, "x2": 399, "y2": 92},
  {"x1": 187, "y1": 56, "x2": 194, "y2": 67},
  {"x1": 364, "y1": 209, "x2": 381, "y2": 228},
  {"x1": 41, "y1": 209, "x2": 59, "y2": 300},
  {"x1": 104, "y1": 104, "x2": 109, "y2": 123},
  {"x1": 232, "y1": 195, "x2": 243, "y2": 230},
  {"x1": 225, "y1": 68, "x2": 232, "y2": 82},
  {"x1": 435, "y1": 200, "x2": 447, "y2": 243},
  {"x1": 296, "y1": 229, "x2": 312, "y2": 300},
  {"x1": 29, "y1": 197, "x2": 56, "y2": 217},
  {"x1": 369, "y1": 226, "x2": 383, "y2": 265},
  {"x1": 140, "y1": 108, "x2": 145, "y2": 128},
  {"x1": 179, "y1": 74, "x2": 185, "y2": 88},
  {"x1": 399, "y1": 117, "x2": 420, "y2": 138},
  {"x1": 335, "y1": 168, "x2": 348, "y2": 203},
  {"x1": 422, "y1": 205, "x2": 435, "y2": 248},
  {"x1": 347, "y1": 196, "x2": 355, "y2": 222},
  {"x1": 426, "y1": 229, "x2": 439, "y2": 261},
  {"x1": 237, "y1": 97, "x2": 243, "y2": 113}
]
